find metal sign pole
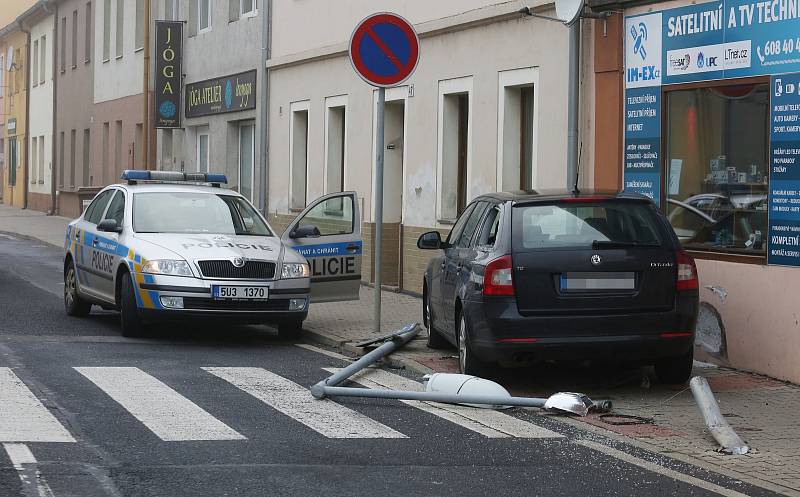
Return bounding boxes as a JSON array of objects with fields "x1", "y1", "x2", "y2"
[{"x1": 373, "y1": 87, "x2": 386, "y2": 334}]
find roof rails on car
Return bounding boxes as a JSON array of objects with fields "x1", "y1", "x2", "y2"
[{"x1": 120, "y1": 170, "x2": 228, "y2": 187}]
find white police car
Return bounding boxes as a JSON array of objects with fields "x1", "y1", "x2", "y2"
[{"x1": 63, "y1": 170, "x2": 362, "y2": 338}]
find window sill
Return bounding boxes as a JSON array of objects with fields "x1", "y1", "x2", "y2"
[
  {"x1": 115, "y1": 55, "x2": 123, "y2": 60},
  {"x1": 686, "y1": 248, "x2": 766, "y2": 266},
  {"x1": 102, "y1": 58, "x2": 109, "y2": 64},
  {"x1": 241, "y1": 11, "x2": 258, "y2": 19},
  {"x1": 134, "y1": 47, "x2": 143, "y2": 53},
  {"x1": 437, "y1": 219, "x2": 456, "y2": 225},
  {"x1": 289, "y1": 207, "x2": 305, "y2": 213},
  {"x1": 85, "y1": 59, "x2": 90, "y2": 64}
]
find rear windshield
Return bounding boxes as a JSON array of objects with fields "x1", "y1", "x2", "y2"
[{"x1": 513, "y1": 201, "x2": 664, "y2": 249}]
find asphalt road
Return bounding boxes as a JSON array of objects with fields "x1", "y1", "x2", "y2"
[{"x1": 0, "y1": 234, "x2": 780, "y2": 497}]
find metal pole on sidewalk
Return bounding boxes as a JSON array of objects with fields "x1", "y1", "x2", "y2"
[{"x1": 373, "y1": 87, "x2": 385, "y2": 334}]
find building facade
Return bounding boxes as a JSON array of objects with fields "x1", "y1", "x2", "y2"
[
  {"x1": 589, "y1": 0, "x2": 800, "y2": 383},
  {"x1": 157, "y1": 0, "x2": 266, "y2": 209},
  {"x1": 1, "y1": 21, "x2": 29, "y2": 209},
  {"x1": 25, "y1": 6, "x2": 55, "y2": 213},
  {"x1": 266, "y1": 0, "x2": 597, "y2": 293}
]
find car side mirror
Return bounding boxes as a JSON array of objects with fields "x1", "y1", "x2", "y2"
[
  {"x1": 417, "y1": 231, "x2": 445, "y2": 250},
  {"x1": 290, "y1": 224, "x2": 321, "y2": 239},
  {"x1": 97, "y1": 218, "x2": 122, "y2": 233}
]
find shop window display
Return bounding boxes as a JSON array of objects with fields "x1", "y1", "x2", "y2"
[{"x1": 665, "y1": 84, "x2": 769, "y2": 254}]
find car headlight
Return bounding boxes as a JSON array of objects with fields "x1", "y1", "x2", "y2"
[
  {"x1": 281, "y1": 262, "x2": 310, "y2": 279},
  {"x1": 141, "y1": 259, "x2": 193, "y2": 277}
]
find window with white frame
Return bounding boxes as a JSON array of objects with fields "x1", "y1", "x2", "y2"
[
  {"x1": 196, "y1": 126, "x2": 210, "y2": 173},
  {"x1": 239, "y1": 122, "x2": 255, "y2": 200},
  {"x1": 290, "y1": 102, "x2": 310, "y2": 210},
  {"x1": 32, "y1": 39, "x2": 39, "y2": 87},
  {"x1": 241, "y1": 0, "x2": 257, "y2": 17},
  {"x1": 497, "y1": 67, "x2": 539, "y2": 192},
  {"x1": 31, "y1": 137, "x2": 38, "y2": 183},
  {"x1": 437, "y1": 77, "x2": 473, "y2": 221},
  {"x1": 38, "y1": 135, "x2": 45, "y2": 184},
  {"x1": 40, "y1": 35, "x2": 46, "y2": 83},
  {"x1": 115, "y1": 0, "x2": 124, "y2": 58},
  {"x1": 135, "y1": 0, "x2": 144, "y2": 50},
  {"x1": 198, "y1": 0, "x2": 211, "y2": 33},
  {"x1": 102, "y1": 0, "x2": 110, "y2": 61},
  {"x1": 325, "y1": 96, "x2": 347, "y2": 194}
]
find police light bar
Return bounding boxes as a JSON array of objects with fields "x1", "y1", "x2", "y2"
[{"x1": 121, "y1": 170, "x2": 228, "y2": 186}]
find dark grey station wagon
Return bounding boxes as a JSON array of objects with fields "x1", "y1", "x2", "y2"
[{"x1": 418, "y1": 190, "x2": 700, "y2": 384}]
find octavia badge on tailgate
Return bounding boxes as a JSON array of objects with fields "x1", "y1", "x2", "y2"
[{"x1": 591, "y1": 254, "x2": 602, "y2": 266}]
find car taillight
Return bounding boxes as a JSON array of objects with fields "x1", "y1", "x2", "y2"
[
  {"x1": 483, "y1": 255, "x2": 514, "y2": 296},
  {"x1": 676, "y1": 250, "x2": 698, "y2": 291}
]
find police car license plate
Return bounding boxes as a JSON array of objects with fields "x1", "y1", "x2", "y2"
[{"x1": 212, "y1": 285, "x2": 269, "y2": 300}]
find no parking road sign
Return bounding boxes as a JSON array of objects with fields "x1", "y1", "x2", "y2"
[{"x1": 349, "y1": 13, "x2": 419, "y2": 88}]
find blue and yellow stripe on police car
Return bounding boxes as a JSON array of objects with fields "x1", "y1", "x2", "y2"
[{"x1": 126, "y1": 255, "x2": 161, "y2": 310}]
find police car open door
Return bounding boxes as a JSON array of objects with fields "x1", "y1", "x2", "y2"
[{"x1": 281, "y1": 192, "x2": 362, "y2": 302}]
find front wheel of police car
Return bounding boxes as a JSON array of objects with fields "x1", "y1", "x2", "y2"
[
  {"x1": 120, "y1": 272, "x2": 146, "y2": 337},
  {"x1": 64, "y1": 259, "x2": 92, "y2": 317}
]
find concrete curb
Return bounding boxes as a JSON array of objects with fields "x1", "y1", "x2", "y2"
[
  {"x1": 0, "y1": 230, "x2": 61, "y2": 249},
  {"x1": 300, "y1": 327, "x2": 435, "y2": 375}
]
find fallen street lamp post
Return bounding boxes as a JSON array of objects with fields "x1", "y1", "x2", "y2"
[{"x1": 310, "y1": 323, "x2": 609, "y2": 417}]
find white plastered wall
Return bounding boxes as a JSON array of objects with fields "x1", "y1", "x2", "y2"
[{"x1": 28, "y1": 14, "x2": 54, "y2": 196}]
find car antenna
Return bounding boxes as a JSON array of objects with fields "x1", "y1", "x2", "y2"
[{"x1": 573, "y1": 141, "x2": 582, "y2": 195}]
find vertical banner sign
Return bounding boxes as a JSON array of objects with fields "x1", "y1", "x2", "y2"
[
  {"x1": 155, "y1": 21, "x2": 182, "y2": 129},
  {"x1": 768, "y1": 73, "x2": 800, "y2": 266},
  {"x1": 624, "y1": 13, "x2": 662, "y2": 205}
]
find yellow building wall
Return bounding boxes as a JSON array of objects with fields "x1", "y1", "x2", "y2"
[{"x1": 2, "y1": 30, "x2": 28, "y2": 208}]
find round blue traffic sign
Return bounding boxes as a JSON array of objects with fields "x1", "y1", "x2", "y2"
[{"x1": 349, "y1": 13, "x2": 420, "y2": 88}]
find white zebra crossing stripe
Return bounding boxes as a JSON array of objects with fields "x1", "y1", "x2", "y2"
[
  {"x1": 0, "y1": 368, "x2": 75, "y2": 443},
  {"x1": 3, "y1": 443, "x2": 57, "y2": 497},
  {"x1": 324, "y1": 368, "x2": 564, "y2": 439},
  {"x1": 75, "y1": 367, "x2": 245, "y2": 442},
  {"x1": 204, "y1": 367, "x2": 406, "y2": 439}
]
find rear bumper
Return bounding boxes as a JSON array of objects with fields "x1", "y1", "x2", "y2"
[{"x1": 463, "y1": 293, "x2": 698, "y2": 363}]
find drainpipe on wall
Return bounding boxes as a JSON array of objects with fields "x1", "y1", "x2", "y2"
[
  {"x1": 257, "y1": 0, "x2": 272, "y2": 214},
  {"x1": 143, "y1": 0, "x2": 151, "y2": 170},
  {"x1": 44, "y1": 0, "x2": 57, "y2": 215},
  {"x1": 566, "y1": 20, "x2": 580, "y2": 192},
  {"x1": 17, "y1": 17, "x2": 31, "y2": 210}
]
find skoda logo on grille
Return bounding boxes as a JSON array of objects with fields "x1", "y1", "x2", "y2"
[
  {"x1": 591, "y1": 254, "x2": 602, "y2": 266},
  {"x1": 232, "y1": 257, "x2": 246, "y2": 268}
]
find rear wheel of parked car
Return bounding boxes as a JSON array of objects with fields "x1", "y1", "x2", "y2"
[
  {"x1": 654, "y1": 350, "x2": 694, "y2": 384},
  {"x1": 64, "y1": 260, "x2": 91, "y2": 317},
  {"x1": 120, "y1": 272, "x2": 145, "y2": 338},
  {"x1": 277, "y1": 320, "x2": 304, "y2": 340},
  {"x1": 425, "y1": 285, "x2": 448, "y2": 349},
  {"x1": 457, "y1": 312, "x2": 491, "y2": 376}
]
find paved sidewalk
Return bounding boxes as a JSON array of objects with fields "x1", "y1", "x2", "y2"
[
  {"x1": 0, "y1": 204, "x2": 70, "y2": 247},
  {"x1": 4, "y1": 202, "x2": 800, "y2": 496},
  {"x1": 306, "y1": 286, "x2": 800, "y2": 497}
]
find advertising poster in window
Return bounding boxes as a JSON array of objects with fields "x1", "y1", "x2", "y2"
[
  {"x1": 768, "y1": 73, "x2": 800, "y2": 266},
  {"x1": 155, "y1": 21, "x2": 182, "y2": 129}
]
